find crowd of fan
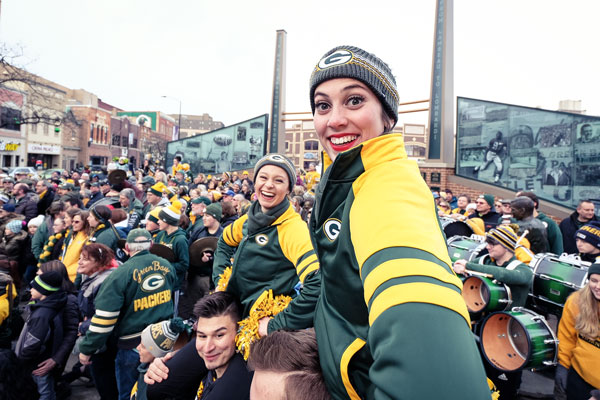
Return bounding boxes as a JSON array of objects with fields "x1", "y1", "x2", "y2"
[{"x1": 0, "y1": 158, "x2": 326, "y2": 400}]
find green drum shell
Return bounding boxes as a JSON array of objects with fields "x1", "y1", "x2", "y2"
[
  {"x1": 481, "y1": 309, "x2": 556, "y2": 372},
  {"x1": 447, "y1": 237, "x2": 487, "y2": 262},
  {"x1": 531, "y1": 256, "x2": 589, "y2": 314},
  {"x1": 463, "y1": 276, "x2": 511, "y2": 313}
]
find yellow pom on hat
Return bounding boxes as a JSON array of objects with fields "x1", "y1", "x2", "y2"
[{"x1": 148, "y1": 182, "x2": 167, "y2": 197}]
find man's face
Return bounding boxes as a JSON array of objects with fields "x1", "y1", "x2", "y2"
[
  {"x1": 250, "y1": 370, "x2": 287, "y2": 400},
  {"x1": 3, "y1": 181, "x2": 12, "y2": 191},
  {"x1": 202, "y1": 214, "x2": 217, "y2": 228},
  {"x1": 577, "y1": 202, "x2": 596, "y2": 221},
  {"x1": 147, "y1": 192, "x2": 160, "y2": 206},
  {"x1": 11, "y1": 185, "x2": 20, "y2": 197},
  {"x1": 457, "y1": 196, "x2": 468, "y2": 209},
  {"x1": 35, "y1": 181, "x2": 46, "y2": 194},
  {"x1": 146, "y1": 220, "x2": 159, "y2": 232},
  {"x1": 510, "y1": 205, "x2": 526, "y2": 220},
  {"x1": 119, "y1": 194, "x2": 130, "y2": 208},
  {"x1": 15, "y1": 173, "x2": 27, "y2": 181},
  {"x1": 191, "y1": 203, "x2": 205, "y2": 216},
  {"x1": 195, "y1": 314, "x2": 237, "y2": 377},
  {"x1": 475, "y1": 197, "x2": 491, "y2": 214},
  {"x1": 486, "y1": 239, "x2": 510, "y2": 260},
  {"x1": 501, "y1": 203, "x2": 512, "y2": 215},
  {"x1": 158, "y1": 219, "x2": 169, "y2": 231},
  {"x1": 72, "y1": 172, "x2": 80, "y2": 180},
  {"x1": 582, "y1": 125, "x2": 593, "y2": 139},
  {"x1": 90, "y1": 185, "x2": 99, "y2": 194}
]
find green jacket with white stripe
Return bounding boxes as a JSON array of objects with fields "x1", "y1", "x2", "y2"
[
  {"x1": 78, "y1": 250, "x2": 176, "y2": 354},
  {"x1": 310, "y1": 134, "x2": 490, "y2": 400}
]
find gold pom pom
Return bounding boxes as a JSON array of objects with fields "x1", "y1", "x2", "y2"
[
  {"x1": 235, "y1": 289, "x2": 292, "y2": 360},
  {"x1": 215, "y1": 267, "x2": 232, "y2": 292}
]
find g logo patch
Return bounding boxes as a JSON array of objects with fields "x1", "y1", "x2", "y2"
[
  {"x1": 255, "y1": 234, "x2": 269, "y2": 246},
  {"x1": 323, "y1": 218, "x2": 342, "y2": 242},
  {"x1": 141, "y1": 273, "x2": 165, "y2": 292},
  {"x1": 318, "y1": 50, "x2": 353, "y2": 69}
]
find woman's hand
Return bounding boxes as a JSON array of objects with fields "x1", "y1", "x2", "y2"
[
  {"x1": 258, "y1": 317, "x2": 271, "y2": 337},
  {"x1": 555, "y1": 364, "x2": 568, "y2": 392}
]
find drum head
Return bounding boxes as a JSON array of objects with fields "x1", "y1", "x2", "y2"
[
  {"x1": 443, "y1": 221, "x2": 473, "y2": 238},
  {"x1": 108, "y1": 169, "x2": 127, "y2": 186},
  {"x1": 150, "y1": 243, "x2": 176, "y2": 263},
  {"x1": 189, "y1": 237, "x2": 218, "y2": 269},
  {"x1": 480, "y1": 312, "x2": 529, "y2": 371},
  {"x1": 463, "y1": 276, "x2": 489, "y2": 312}
]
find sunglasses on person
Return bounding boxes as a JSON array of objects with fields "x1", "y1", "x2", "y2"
[{"x1": 485, "y1": 237, "x2": 500, "y2": 246}]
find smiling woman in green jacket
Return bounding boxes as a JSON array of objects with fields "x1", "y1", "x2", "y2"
[{"x1": 307, "y1": 45, "x2": 490, "y2": 400}]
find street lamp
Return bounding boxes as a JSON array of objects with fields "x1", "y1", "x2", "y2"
[{"x1": 161, "y1": 95, "x2": 182, "y2": 140}]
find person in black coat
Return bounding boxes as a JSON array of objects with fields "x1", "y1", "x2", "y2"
[
  {"x1": 559, "y1": 200, "x2": 598, "y2": 254},
  {"x1": 35, "y1": 180, "x2": 55, "y2": 216},
  {"x1": 13, "y1": 184, "x2": 38, "y2": 223}
]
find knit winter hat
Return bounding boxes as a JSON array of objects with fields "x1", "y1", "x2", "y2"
[
  {"x1": 148, "y1": 207, "x2": 163, "y2": 224},
  {"x1": 479, "y1": 194, "x2": 495, "y2": 208},
  {"x1": 588, "y1": 263, "x2": 600, "y2": 278},
  {"x1": 575, "y1": 222, "x2": 600, "y2": 249},
  {"x1": 159, "y1": 201, "x2": 182, "y2": 226},
  {"x1": 30, "y1": 271, "x2": 62, "y2": 296},
  {"x1": 6, "y1": 219, "x2": 23, "y2": 234},
  {"x1": 148, "y1": 182, "x2": 167, "y2": 197},
  {"x1": 140, "y1": 317, "x2": 186, "y2": 358},
  {"x1": 487, "y1": 225, "x2": 518, "y2": 252},
  {"x1": 309, "y1": 45, "x2": 399, "y2": 128},
  {"x1": 204, "y1": 203, "x2": 222, "y2": 222},
  {"x1": 28, "y1": 215, "x2": 45, "y2": 228},
  {"x1": 191, "y1": 196, "x2": 211, "y2": 206},
  {"x1": 253, "y1": 153, "x2": 296, "y2": 192}
]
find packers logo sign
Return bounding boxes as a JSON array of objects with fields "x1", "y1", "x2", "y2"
[
  {"x1": 318, "y1": 50, "x2": 353, "y2": 69},
  {"x1": 255, "y1": 234, "x2": 269, "y2": 246},
  {"x1": 323, "y1": 218, "x2": 342, "y2": 242},
  {"x1": 141, "y1": 273, "x2": 166, "y2": 292}
]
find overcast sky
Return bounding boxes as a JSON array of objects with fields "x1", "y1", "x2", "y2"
[{"x1": 1, "y1": 0, "x2": 599, "y2": 127}]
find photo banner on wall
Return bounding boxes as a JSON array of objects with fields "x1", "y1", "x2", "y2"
[
  {"x1": 456, "y1": 97, "x2": 600, "y2": 211},
  {"x1": 166, "y1": 114, "x2": 268, "y2": 175}
]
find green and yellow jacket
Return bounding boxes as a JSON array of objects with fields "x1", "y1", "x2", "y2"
[
  {"x1": 78, "y1": 250, "x2": 176, "y2": 354},
  {"x1": 466, "y1": 254, "x2": 533, "y2": 308},
  {"x1": 154, "y1": 228, "x2": 189, "y2": 290},
  {"x1": 88, "y1": 223, "x2": 119, "y2": 253},
  {"x1": 213, "y1": 200, "x2": 320, "y2": 332},
  {"x1": 310, "y1": 134, "x2": 490, "y2": 400}
]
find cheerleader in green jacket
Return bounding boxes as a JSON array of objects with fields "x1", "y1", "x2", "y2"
[
  {"x1": 212, "y1": 154, "x2": 320, "y2": 335},
  {"x1": 308, "y1": 46, "x2": 490, "y2": 399}
]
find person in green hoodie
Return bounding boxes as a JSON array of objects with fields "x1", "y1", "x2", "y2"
[
  {"x1": 307, "y1": 45, "x2": 490, "y2": 399},
  {"x1": 154, "y1": 202, "x2": 189, "y2": 310},
  {"x1": 87, "y1": 205, "x2": 120, "y2": 253}
]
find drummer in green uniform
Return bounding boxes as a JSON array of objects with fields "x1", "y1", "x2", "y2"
[{"x1": 453, "y1": 224, "x2": 533, "y2": 399}]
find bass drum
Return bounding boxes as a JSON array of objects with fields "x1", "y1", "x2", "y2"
[
  {"x1": 440, "y1": 216, "x2": 473, "y2": 238},
  {"x1": 447, "y1": 236, "x2": 488, "y2": 262},
  {"x1": 529, "y1": 253, "x2": 589, "y2": 316},
  {"x1": 480, "y1": 307, "x2": 557, "y2": 372},
  {"x1": 462, "y1": 276, "x2": 512, "y2": 313}
]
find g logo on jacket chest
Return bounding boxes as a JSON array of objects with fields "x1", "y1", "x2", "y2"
[
  {"x1": 323, "y1": 218, "x2": 342, "y2": 242},
  {"x1": 255, "y1": 234, "x2": 269, "y2": 246}
]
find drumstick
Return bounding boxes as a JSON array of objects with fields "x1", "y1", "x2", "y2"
[{"x1": 465, "y1": 269, "x2": 494, "y2": 278}]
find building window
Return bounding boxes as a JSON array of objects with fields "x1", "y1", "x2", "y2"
[
  {"x1": 90, "y1": 123, "x2": 94, "y2": 141},
  {"x1": 0, "y1": 107, "x2": 21, "y2": 131},
  {"x1": 3, "y1": 155, "x2": 11, "y2": 167},
  {"x1": 43, "y1": 122, "x2": 49, "y2": 136},
  {"x1": 113, "y1": 134, "x2": 121, "y2": 146},
  {"x1": 304, "y1": 140, "x2": 319, "y2": 151},
  {"x1": 133, "y1": 139, "x2": 138, "y2": 148}
]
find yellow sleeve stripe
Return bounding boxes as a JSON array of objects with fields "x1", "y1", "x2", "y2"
[
  {"x1": 363, "y1": 258, "x2": 463, "y2": 305},
  {"x1": 369, "y1": 282, "x2": 471, "y2": 327},
  {"x1": 298, "y1": 263, "x2": 319, "y2": 283},
  {"x1": 91, "y1": 316, "x2": 118, "y2": 326},
  {"x1": 339, "y1": 338, "x2": 365, "y2": 400},
  {"x1": 296, "y1": 253, "x2": 318, "y2": 275},
  {"x1": 223, "y1": 215, "x2": 246, "y2": 247}
]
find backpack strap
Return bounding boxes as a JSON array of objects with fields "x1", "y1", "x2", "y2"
[
  {"x1": 478, "y1": 254, "x2": 489, "y2": 264},
  {"x1": 506, "y1": 260, "x2": 522, "y2": 271}
]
